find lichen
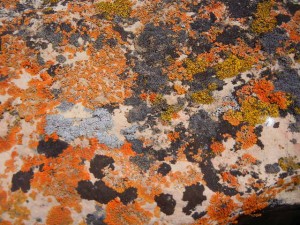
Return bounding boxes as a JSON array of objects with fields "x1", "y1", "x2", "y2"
[
  {"x1": 215, "y1": 55, "x2": 253, "y2": 79},
  {"x1": 185, "y1": 57, "x2": 208, "y2": 76},
  {"x1": 95, "y1": 0, "x2": 132, "y2": 19},
  {"x1": 251, "y1": 1, "x2": 277, "y2": 34},
  {"x1": 278, "y1": 157, "x2": 300, "y2": 171},
  {"x1": 240, "y1": 97, "x2": 279, "y2": 126},
  {"x1": 191, "y1": 89, "x2": 214, "y2": 104},
  {"x1": 160, "y1": 105, "x2": 181, "y2": 122}
]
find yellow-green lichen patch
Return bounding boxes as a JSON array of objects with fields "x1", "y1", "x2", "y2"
[
  {"x1": 241, "y1": 97, "x2": 279, "y2": 126},
  {"x1": 95, "y1": 0, "x2": 132, "y2": 19},
  {"x1": 251, "y1": 0, "x2": 277, "y2": 34},
  {"x1": 185, "y1": 57, "x2": 209, "y2": 77},
  {"x1": 160, "y1": 105, "x2": 182, "y2": 122},
  {"x1": 215, "y1": 55, "x2": 253, "y2": 79},
  {"x1": 191, "y1": 89, "x2": 214, "y2": 105},
  {"x1": 278, "y1": 157, "x2": 300, "y2": 172}
]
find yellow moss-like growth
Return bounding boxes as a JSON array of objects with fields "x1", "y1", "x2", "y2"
[
  {"x1": 95, "y1": 0, "x2": 132, "y2": 19},
  {"x1": 185, "y1": 58, "x2": 208, "y2": 76},
  {"x1": 191, "y1": 89, "x2": 214, "y2": 104},
  {"x1": 278, "y1": 157, "x2": 300, "y2": 171},
  {"x1": 241, "y1": 97, "x2": 279, "y2": 125},
  {"x1": 215, "y1": 55, "x2": 253, "y2": 79},
  {"x1": 251, "y1": 1, "x2": 277, "y2": 34}
]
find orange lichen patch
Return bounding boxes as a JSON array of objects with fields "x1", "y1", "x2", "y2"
[
  {"x1": 167, "y1": 132, "x2": 180, "y2": 142},
  {"x1": 54, "y1": 45, "x2": 135, "y2": 109},
  {"x1": 104, "y1": 199, "x2": 152, "y2": 225},
  {"x1": 166, "y1": 60, "x2": 192, "y2": 81},
  {"x1": 207, "y1": 192, "x2": 238, "y2": 225},
  {"x1": 223, "y1": 110, "x2": 243, "y2": 126},
  {"x1": 173, "y1": 84, "x2": 187, "y2": 95},
  {"x1": 253, "y1": 79, "x2": 275, "y2": 102},
  {"x1": 169, "y1": 167, "x2": 203, "y2": 188},
  {"x1": 241, "y1": 154, "x2": 257, "y2": 165},
  {"x1": 282, "y1": 11, "x2": 300, "y2": 42},
  {"x1": 236, "y1": 125, "x2": 257, "y2": 149},
  {"x1": 46, "y1": 205, "x2": 73, "y2": 225},
  {"x1": 237, "y1": 193, "x2": 268, "y2": 216},
  {"x1": 210, "y1": 141, "x2": 225, "y2": 155},
  {"x1": 27, "y1": 146, "x2": 90, "y2": 212},
  {"x1": 118, "y1": 142, "x2": 136, "y2": 157},
  {"x1": 0, "y1": 126, "x2": 21, "y2": 153},
  {"x1": 0, "y1": 189, "x2": 30, "y2": 224},
  {"x1": 221, "y1": 172, "x2": 239, "y2": 188},
  {"x1": 4, "y1": 151, "x2": 18, "y2": 173},
  {"x1": 269, "y1": 92, "x2": 291, "y2": 110}
]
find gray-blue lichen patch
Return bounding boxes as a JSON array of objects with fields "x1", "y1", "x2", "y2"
[{"x1": 45, "y1": 106, "x2": 123, "y2": 148}]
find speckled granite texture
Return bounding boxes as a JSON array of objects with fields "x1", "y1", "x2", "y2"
[{"x1": 0, "y1": 0, "x2": 300, "y2": 224}]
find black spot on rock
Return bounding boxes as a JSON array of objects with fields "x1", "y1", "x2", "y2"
[
  {"x1": 11, "y1": 169, "x2": 34, "y2": 193},
  {"x1": 276, "y1": 14, "x2": 291, "y2": 25},
  {"x1": 60, "y1": 22, "x2": 72, "y2": 33},
  {"x1": 191, "y1": 18, "x2": 212, "y2": 33},
  {"x1": 157, "y1": 163, "x2": 171, "y2": 176},
  {"x1": 127, "y1": 103, "x2": 149, "y2": 123},
  {"x1": 77, "y1": 180, "x2": 118, "y2": 204},
  {"x1": 192, "y1": 211, "x2": 206, "y2": 220},
  {"x1": 37, "y1": 138, "x2": 69, "y2": 158},
  {"x1": 260, "y1": 29, "x2": 287, "y2": 54},
  {"x1": 189, "y1": 110, "x2": 218, "y2": 146},
  {"x1": 273, "y1": 122, "x2": 280, "y2": 128},
  {"x1": 137, "y1": 23, "x2": 179, "y2": 68},
  {"x1": 216, "y1": 26, "x2": 243, "y2": 45},
  {"x1": 119, "y1": 187, "x2": 138, "y2": 205},
  {"x1": 155, "y1": 193, "x2": 176, "y2": 215},
  {"x1": 265, "y1": 163, "x2": 280, "y2": 174},
  {"x1": 94, "y1": 35, "x2": 104, "y2": 50},
  {"x1": 286, "y1": 2, "x2": 300, "y2": 15},
  {"x1": 182, "y1": 183, "x2": 207, "y2": 215},
  {"x1": 89, "y1": 155, "x2": 115, "y2": 179},
  {"x1": 47, "y1": 64, "x2": 60, "y2": 77},
  {"x1": 86, "y1": 214, "x2": 106, "y2": 225},
  {"x1": 223, "y1": 0, "x2": 259, "y2": 18}
]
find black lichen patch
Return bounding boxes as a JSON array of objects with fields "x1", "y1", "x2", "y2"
[
  {"x1": 86, "y1": 213, "x2": 106, "y2": 225},
  {"x1": 265, "y1": 163, "x2": 280, "y2": 174},
  {"x1": 126, "y1": 103, "x2": 149, "y2": 123},
  {"x1": 155, "y1": 193, "x2": 176, "y2": 216},
  {"x1": 130, "y1": 154, "x2": 154, "y2": 172},
  {"x1": 216, "y1": 26, "x2": 244, "y2": 45},
  {"x1": 276, "y1": 14, "x2": 291, "y2": 25},
  {"x1": 77, "y1": 180, "x2": 118, "y2": 204},
  {"x1": 133, "y1": 62, "x2": 170, "y2": 93},
  {"x1": 182, "y1": 183, "x2": 206, "y2": 215},
  {"x1": 136, "y1": 23, "x2": 179, "y2": 67},
  {"x1": 47, "y1": 64, "x2": 60, "y2": 77},
  {"x1": 157, "y1": 162, "x2": 171, "y2": 176},
  {"x1": 89, "y1": 155, "x2": 115, "y2": 179},
  {"x1": 222, "y1": 0, "x2": 259, "y2": 18},
  {"x1": 119, "y1": 187, "x2": 138, "y2": 205},
  {"x1": 190, "y1": 18, "x2": 212, "y2": 33},
  {"x1": 188, "y1": 110, "x2": 218, "y2": 147},
  {"x1": 273, "y1": 122, "x2": 280, "y2": 128},
  {"x1": 260, "y1": 29, "x2": 287, "y2": 54},
  {"x1": 37, "y1": 138, "x2": 69, "y2": 158},
  {"x1": 11, "y1": 169, "x2": 34, "y2": 193}
]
